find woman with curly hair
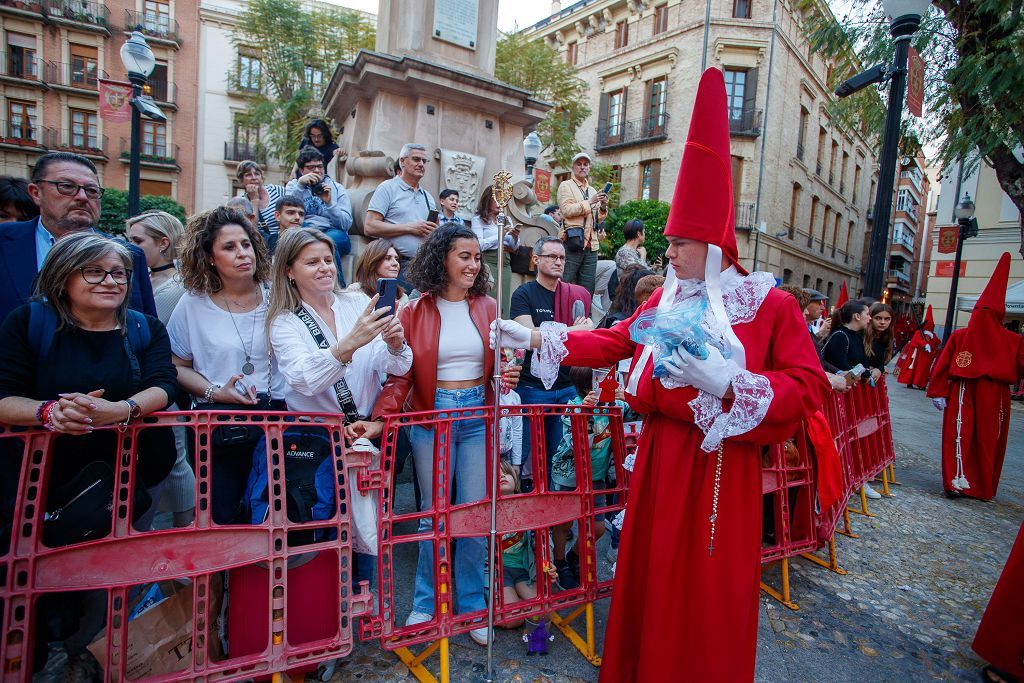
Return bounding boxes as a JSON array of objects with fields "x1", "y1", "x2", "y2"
[
  {"x1": 352, "y1": 224, "x2": 519, "y2": 647},
  {"x1": 166, "y1": 206, "x2": 285, "y2": 523},
  {"x1": 348, "y1": 237, "x2": 409, "y2": 309}
]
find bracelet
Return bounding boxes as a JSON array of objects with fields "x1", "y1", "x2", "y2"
[
  {"x1": 203, "y1": 383, "x2": 221, "y2": 402},
  {"x1": 387, "y1": 341, "x2": 407, "y2": 356},
  {"x1": 36, "y1": 399, "x2": 56, "y2": 425}
]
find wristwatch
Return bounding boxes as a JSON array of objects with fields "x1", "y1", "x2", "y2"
[{"x1": 124, "y1": 398, "x2": 142, "y2": 423}]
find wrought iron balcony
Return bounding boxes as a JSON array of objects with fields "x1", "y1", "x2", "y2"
[
  {"x1": 224, "y1": 140, "x2": 266, "y2": 164},
  {"x1": 42, "y1": 127, "x2": 107, "y2": 155},
  {"x1": 119, "y1": 138, "x2": 179, "y2": 167},
  {"x1": 596, "y1": 114, "x2": 670, "y2": 150},
  {"x1": 48, "y1": 61, "x2": 109, "y2": 90},
  {"x1": 0, "y1": 52, "x2": 45, "y2": 83},
  {"x1": 735, "y1": 202, "x2": 756, "y2": 230},
  {"x1": 0, "y1": 0, "x2": 44, "y2": 15},
  {"x1": 44, "y1": 0, "x2": 109, "y2": 28},
  {"x1": 728, "y1": 108, "x2": 762, "y2": 137},
  {"x1": 145, "y1": 79, "x2": 176, "y2": 104},
  {"x1": 0, "y1": 119, "x2": 42, "y2": 145},
  {"x1": 125, "y1": 9, "x2": 180, "y2": 44}
]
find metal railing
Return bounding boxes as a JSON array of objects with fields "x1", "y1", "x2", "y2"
[
  {"x1": 125, "y1": 9, "x2": 180, "y2": 43},
  {"x1": 119, "y1": 137, "x2": 179, "y2": 165},
  {"x1": 223, "y1": 140, "x2": 266, "y2": 163},
  {"x1": 735, "y1": 202, "x2": 756, "y2": 230},
  {"x1": 47, "y1": 61, "x2": 109, "y2": 89},
  {"x1": 888, "y1": 269, "x2": 910, "y2": 284},
  {"x1": 146, "y1": 79, "x2": 176, "y2": 103},
  {"x1": 0, "y1": 52, "x2": 44, "y2": 81},
  {"x1": 0, "y1": 119, "x2": 41, "y2": 144},
  {"x1": 596, "y1": 114, "x2": 670, "y2": 149},
  {"x1": 728, "y1": 108, "x2": 762, "y2": 136},
  {"x1": 44, "y1": 0, "x2": 108, "y2": 26},
  {"x1": 0, "y1": 0, "x2": 44, "y2": 13},
  {"x1": 42, "y1": 127, "x2": 107, "y2": 154}
]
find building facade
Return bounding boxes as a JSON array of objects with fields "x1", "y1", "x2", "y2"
[
  {"x1": 880, "y1": 150, "x2": 930, "y2": 308},
  {"x1": 0, "y1": 0, "x2": 199, "y2": 210},
  {"x1": 925, "y1": 157, "x2": 1023, "y2": 336},
  {"x1": 522, "y1": 0, "x2": 879, "y2": 299}
]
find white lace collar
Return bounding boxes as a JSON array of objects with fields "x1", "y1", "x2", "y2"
[{"x1": 671, "y1": 267, "x2": 775, "y2": 324}]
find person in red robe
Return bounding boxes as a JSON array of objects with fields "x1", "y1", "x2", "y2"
[
  {"x1": 493, "y1": 69, "x2": 829, "y2": 681},
  {"x1": 895, "y1": 305, "x2": 939, "y2": 388},
  {"x1": 973, "y1": 519, "x2": 1024, "y2": 682},
  {"x1": 927, "y1": 252, "x2": 1024, "y2": 500}
]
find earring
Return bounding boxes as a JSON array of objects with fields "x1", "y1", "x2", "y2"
[{"x1": 289, "y1": 278, "x2": 296, "y2": 287}]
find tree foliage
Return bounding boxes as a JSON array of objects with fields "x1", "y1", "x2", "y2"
[
  {"x1": 229, "y1": 0, "x2": 375, "y2": 165},
  {"x1": 600, "y1": 199, "x2": 671, "y2": 262},
  {"x1": 98, "y1": 189, "x2": 187, "y2": 235},
  {"x1": 495, "y1": 31, "x2": 591, "y2": 169},
  {"x1": 799, "y1": 0, "x2": 1024, "y2": 254}
]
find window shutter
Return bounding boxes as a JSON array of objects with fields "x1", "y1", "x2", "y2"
[
  {"x1": 598, "y1": 92, "x2": 610, "y2": 145},
  {"x1": 649, "y1": 159, "x2": 661, "y2": 200},
  {"x1": 743, "y1": 68, "x2": 758, "y2": 128},
  {"x1": 643, "y1": 80, "x2": 653, "y2": 131},
  {"x1": 620, "y1": 85, "x2": 628, "y2": 127}
]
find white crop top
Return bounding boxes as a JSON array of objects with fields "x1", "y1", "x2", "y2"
[{"x1": 436, "y1": 297, "x2": 485, "y2": 381}]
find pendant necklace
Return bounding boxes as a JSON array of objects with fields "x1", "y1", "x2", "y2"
[{"x1": 224, "y1": 288, "x2": 260, "y2": 375}]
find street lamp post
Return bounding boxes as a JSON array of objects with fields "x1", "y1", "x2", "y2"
[
  {"x1": 859, "y1": 0, "x2": 931, "y2": 299},
  {"x1": 941, "y1": 192, "x2": 978, "y2": 343},
  {"x1": 120, "y1": 29, "x2": 158, "y2": 218},
  {"x1": 523, "y1": 131, "x2": 542, "y2": 183}
]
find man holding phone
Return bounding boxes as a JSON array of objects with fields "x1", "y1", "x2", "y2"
[
  {"x1": 286, "y1": 147, "x2": 353, "y2": 284},
  {"x1": 556, "y1": 151, "x2": 608, "y2": 295}
]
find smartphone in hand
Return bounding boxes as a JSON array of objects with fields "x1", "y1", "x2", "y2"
[
  {"x1": 427, "y1": 209, "x2": 439, "y2": 224},
  {"x1": 602, "y1": 182, "x2": 613, "y2": 195},
  {"x1": 375, "y1": 277, "x2": 399, "y2": 313}
]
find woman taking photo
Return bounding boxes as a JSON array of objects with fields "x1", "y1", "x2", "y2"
[
  {"x1": 471, "y1": 185, "x2": 519, "y2": 316},
  {"x1": 166, "y1": 206, "x2": 285, "y2": 524},
  {"x1": 864, "y1": 302, "x2": 895, "y2": 379},
  {"x1": 348, "y1": 237, "x2": 410, "y2": 309},
  {"x1": 354, "y1": 224, "x2": 519, "y2": 647}
]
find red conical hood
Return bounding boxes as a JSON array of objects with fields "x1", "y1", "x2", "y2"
[
  {"x1": 973, "y1": 252, "x2": 1009, "y2": 320},
  {"x1": 835, "y1": 281, "x2": 849, "y2": 310},
  {"x1": 663, "y1": 68, "x2": 742, "y2": 272},
  {"x1": 952, "y1": 252, "x2": 1017, "y2": 381},
  {"x1": 923, "y1": 305, "x2": 934, "y2": 331}
]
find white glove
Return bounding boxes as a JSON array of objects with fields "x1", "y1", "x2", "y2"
[
  {"x1": 932, "y1": 397, "x2": 947, "y2": 411},
  {"x1": 661, "y1": 344, "x2": 737, "y2": 398},
  {"x1": 924, "y1": 344, "x2": 932, "y2": 353},
  {"x1": 489, "y1": 319, "x2": 534, "y2": 350}
]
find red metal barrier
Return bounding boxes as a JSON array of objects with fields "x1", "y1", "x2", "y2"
[{"x1": 0, "y1": 411, "x2": 370, "y2": 682}]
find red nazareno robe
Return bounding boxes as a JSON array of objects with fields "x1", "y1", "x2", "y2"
[
  {"x1": 561, "y1": 286, "x2": 828, "y2": 681},
  {"x1": 927, "y1": 328, "x2": 1024, "y2": 500},
  {"x1": 895, "y1": 328, "x2": 939, "y2": 387},
  {"x1": 973, "y1": 520, "x2": 1024, "y2": 678}
]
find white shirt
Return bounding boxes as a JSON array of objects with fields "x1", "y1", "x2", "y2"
[
  {"x1": 269, "y1": 291, "x2": 412, "y2": 416},
  {"x1": 166, "y1": 288, "x2": 286, "y2": 399},
  {"x1": 435, "y1": 297, "x2": 485, "y2": 381},
  {"x1": 470, "y1": 215, "x2": 520, "y2": 252}
]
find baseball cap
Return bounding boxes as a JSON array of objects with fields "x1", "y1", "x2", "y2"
[
  {"x1": 803, "y1": 288, "x2": 827, "y2": 303},
  {"x1": 571, "y1": 151, "x2": 592, "y2": 164}
]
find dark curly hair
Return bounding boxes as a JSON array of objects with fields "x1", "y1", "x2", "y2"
[
  {"x1": 408, "y1": 224, "x2": 491, "y2": 298},
  {"x1": 180, "y1": 206, "x2": 270, "y2": 294}
]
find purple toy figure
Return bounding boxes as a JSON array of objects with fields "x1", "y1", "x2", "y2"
[{"x1": 524, "y1": 617, "x2": 555, "y2": 655}]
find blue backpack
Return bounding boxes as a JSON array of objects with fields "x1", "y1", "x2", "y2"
[{"x1": 28, "y1": 301, "x2": 151, "y2": 384}]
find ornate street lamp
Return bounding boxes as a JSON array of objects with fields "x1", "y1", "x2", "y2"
[
  {"x1": 942, "y1": 192, "x2": 978, "y2": 342},
  {"x1": 120, "y1": 30, "x2": 162, "y2": 218},
  {"x1": 523, "y1": 131, "x2": 542, "y2": 183}
]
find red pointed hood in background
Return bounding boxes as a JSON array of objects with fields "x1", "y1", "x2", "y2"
[
  {"x1": 663, "y1": 68, "x2": 744, "y2": 273},
  {"x1": 922, "y1": 305, "x2": 935, "y2": 331},
  {"x1": 952, "y1": 252, "x2": 1016, "y2": 381},
  {"x1": 835, "y1": 282, "x2": 849, "y2": 310}
]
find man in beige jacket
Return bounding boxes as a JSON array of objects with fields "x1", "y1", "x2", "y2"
[{"x1": 556, "y1": 151, "x2": 608, "y2": 295}]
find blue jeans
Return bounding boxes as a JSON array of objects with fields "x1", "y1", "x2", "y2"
[
  {"x1": 409, "y1": 385, "x2": 487, "y2": 615},
  {"x1": 516, "y1": 384, "x2": 579, "y2": 485},
  {"x1": 322, "y1": 228, "x2": 351, "y2": 287}
]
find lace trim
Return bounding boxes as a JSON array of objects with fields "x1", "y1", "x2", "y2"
[
  {"x1": 687, "y1": 368, "x2": 774, "y2": 452},
  {"x1": 531, "y1": 321, "x2": 569, "y2": 390},
  {"x1": 724, "y1": 272, "x2": 775, "y2": 324}
]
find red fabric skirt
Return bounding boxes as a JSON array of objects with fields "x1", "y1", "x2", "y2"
[
  {"x1": 940, "y1": 379, "x2": 1012, "y2": 500},
  {"x1": 973, "y1": 520, "x2": 1024, "y2": 678}
]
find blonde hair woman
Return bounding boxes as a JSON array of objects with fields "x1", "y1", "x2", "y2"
[{"x1": 126, "y1": 209, "x2": 185, "y2": 323}]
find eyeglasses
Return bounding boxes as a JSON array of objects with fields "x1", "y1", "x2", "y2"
[
  {"x1": 39, "y1": 180, "x2": 104, "y2": 200},
  {"x1": 536, "y1": 254, "x2": 566, "y2": 262},
  {"x1": 408, "y1": 156, "x2": 428, "y2": 164},
  {"x1": 302, "y1": 164, "x2": 324, "y2": 171},
  {"x1": 80, "y1": 267, "x2": 131, "y2": 284}
]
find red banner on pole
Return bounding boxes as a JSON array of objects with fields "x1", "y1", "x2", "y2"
[
  {"x1": 99, "y1": 79, "x2": 132, "y2": 123},
  {"x1": 906, "y1": 47, "x2": 924, "y2": 118},
  {"x1": 935, "y1": 260, "x2": 966, "y2": 278},
  {"x1": 937, "y1": 225, "x2": 959, "y2": 254},
  {"x1": 533, "y1": 169, "x2": 551, "y2": 203}
]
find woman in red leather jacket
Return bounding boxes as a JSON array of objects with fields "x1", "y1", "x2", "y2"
[{"x1": 350, "y1": 224, "x2": 519, "y2": 647}]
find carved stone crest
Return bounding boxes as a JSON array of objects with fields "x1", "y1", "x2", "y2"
[{"x1": 440, "y1": 149, "x2": 486, "y2": 218}]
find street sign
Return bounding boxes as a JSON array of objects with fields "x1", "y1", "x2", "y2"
[
  {"x1": 907, "y1": 47, "x2": 925, "y2": 117},
  {"x1": 935, "y1": 260, "x2": 966, "y2": 277},
  {"x1": 937, "y1": 225, "x2": 959, "y2": 254}
]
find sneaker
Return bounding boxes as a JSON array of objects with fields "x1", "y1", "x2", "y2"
[
  {"x1": 566, "y1": 549, "x2": 582, "y2": 584},
  {"x1": 863, "y1": 485, "x2": 882, "y2": 500},
  {"x1": 555, "y1": 559, "x2": 579, "y2": 590},
  {"x1": 405, "y1": 611, "x2": 433, "y2": 627},
  {"x1": 469, "y1": 626, "x2": 490, "y2": 646}
]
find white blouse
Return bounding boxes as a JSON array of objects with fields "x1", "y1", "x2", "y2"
[{"x1": 269, "y1": 291, "x2": 412, "y2": 416}]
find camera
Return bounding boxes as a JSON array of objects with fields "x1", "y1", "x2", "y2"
[
  {"x1": 835, "y1": 64, "x2": 888, "y2": 98},
  {"x1": 311, "y1": 181, "x2": 326, "y2": 196}
]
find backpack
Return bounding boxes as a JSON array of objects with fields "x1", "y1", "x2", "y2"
[
  {"x1": 243, "y1": 427, "x2": 337, "y2": 545},
  {"x1": 28, "y1": 301, "x2": 151, "y2": 384}
]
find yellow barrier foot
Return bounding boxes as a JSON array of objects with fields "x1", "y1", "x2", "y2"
[
  {"x1": 393, "y1": 638, "x2": 448, "y2": 683},
  {"x1": 887, "y1": 463, "x2": 902, "y2": 486},
  {"x1": 847, "y1": 486, "x2": 877, "y2": 518},
  {"x1": 800, "y1": 538, "x2": 847, "y2": 576},
  {"x1": 836, "y1": 508, "x2": 860, "y2": 538},
  {"x1": 759, "y1": 559, "x2": 799, "y2": 610},
  {"x1": 550, "y1": 603, "x2": 603, "y2": 666}
]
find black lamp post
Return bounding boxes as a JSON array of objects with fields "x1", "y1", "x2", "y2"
[
  {"x1": 120, "y1": 29, "x2": 160, "y2": 218},
  {"x1": 523, "y1": 131, "x2": 542, "y2": 183},
  {"x1": 838, "y1": 0, "x2": 931, "y2": 299},
  {"x1": 941, "y1": 192, "x2": 978, "y2": 343}
]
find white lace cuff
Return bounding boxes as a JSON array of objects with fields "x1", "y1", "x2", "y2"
[
  {"x1": 531, "y1": 321, "x2": 569, "y2": 390},
  {"x1": 687, "y1": 368, "x2": 773, "y2": 452}
]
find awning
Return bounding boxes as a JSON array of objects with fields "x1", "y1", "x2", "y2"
[{"x1": 957, "y1": 279, "x2": 1024, "y2": 317}]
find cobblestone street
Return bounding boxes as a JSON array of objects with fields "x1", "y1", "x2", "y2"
[{"x1": 329, "y1": 382, "x2": 1024, "y2": 682}]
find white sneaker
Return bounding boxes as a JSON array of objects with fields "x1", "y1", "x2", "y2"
[
  {"x1": 863, "y1": 485, "x2": 882, "y2": 500},
  {"x1": 405, "y1": 611, "x2": 432, "y2": 627},
  {"x1": 469, "y1": 626, "x2": 489, "y2": 646}
]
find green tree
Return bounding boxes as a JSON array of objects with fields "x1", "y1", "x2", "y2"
[
  {"x1": 229, "y1": 0, "x2": 375, "y2": 165},
  {"x1": 495, "y1": 31, "x2": 591, "y2": 169},
  {"x1": 98, "y1": 189, "x2": 187, "y2": 235},
  {"x1": 800, "y1": 0, "x2": 1024, "y2": 254},
  {"x1": 601, "y1": 199, "x2": 671, "y2": 263}
]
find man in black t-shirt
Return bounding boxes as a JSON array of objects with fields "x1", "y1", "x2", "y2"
[{"x1": 509, "y1": 236, "x2": 594, "y2": 492}]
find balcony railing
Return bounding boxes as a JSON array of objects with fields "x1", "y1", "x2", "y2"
[
  {"x1": 728, "y1": 108, "x2": 762, "y2": 136},
  {"x1": 735, "y1": 202, "x2": 756, "y2": 230},
  {"x1": 48, "y1": 61, "x2": 109, "y2": 90},
  {"x1": 0, "y1": 0, "x2": 44, "y2": 14},
  {"x1": 145, "y1": 79, "x2": 176, "y2": 103},
  {"x1": 0, "y1": 119, "x2": 42, "y2": 145},
  {"x1": 888, "y1": 269, "x2": 910, "y2": 284},
  {"x1": 224, "y1": 140, "x2": 266, "y2": 164},
  {"x1": 125, "y1": 9, "x2": 180, "y2": 43},
  {"x1": 44, "y1": 0, "x2": 108, "y2": 27},
  {"x1": 0, "y1": 52, "x2": 44, "y2": 82},
  {"x1": 596, "y1": 114, "x2": 670, "y2": 150},
  {"x1": 895, "y1": 201, "x2": 918, "y2": 223},
  {"x1": 119, "y1": 138, "x2": 179, "y2": 166},
  {"x1": 42, "y1": 127, "x2": 107, "y2": 154}
]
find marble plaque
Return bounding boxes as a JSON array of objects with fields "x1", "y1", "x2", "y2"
[
  {"x1": 433, "y1": 0, "x2": 478, "y2": 50},
  {"x1": 441, "y1": 149, "x2": 486, "y2": 219}
]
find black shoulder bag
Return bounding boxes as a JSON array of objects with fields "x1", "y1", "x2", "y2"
[{"x1": 295, "y1": 306, "x2": 363, "y2": 424}]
